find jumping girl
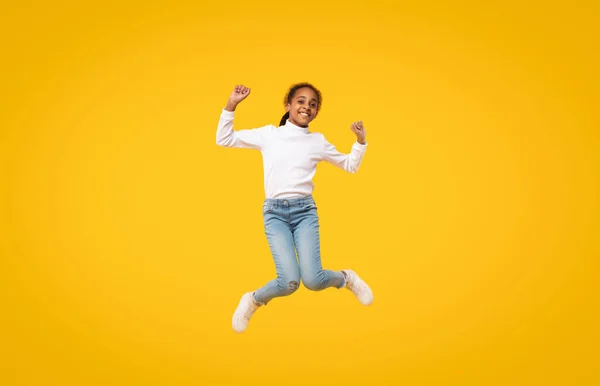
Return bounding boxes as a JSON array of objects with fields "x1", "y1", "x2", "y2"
[{"x1": 216, "y1": 83, "x2": 373, "y2": 333}]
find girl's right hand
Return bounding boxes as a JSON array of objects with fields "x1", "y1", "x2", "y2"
[{"x1": 226, "y1": 85, "x2": 251, "y2": 110}]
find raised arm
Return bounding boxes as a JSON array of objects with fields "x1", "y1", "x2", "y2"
[
  {"x1": 322, "y1": 121, "x2": 368, "y2": 173},
  {"x1": 216, "y1": 85, "x2": 266, "y2": 149}
]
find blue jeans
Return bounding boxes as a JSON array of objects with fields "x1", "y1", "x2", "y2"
[{"x1": 253, "y1": 195, "x2": 346, "y2": 305}]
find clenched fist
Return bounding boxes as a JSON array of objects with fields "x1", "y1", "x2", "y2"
[
  {"x1": 225, "y1": 84, "x2": 251, "y2": 111},
  {"x1": 350, "y1": 120, "x2": 367, "y2": 145}
]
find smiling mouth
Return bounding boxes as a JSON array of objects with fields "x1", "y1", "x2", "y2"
[{"x1": 300, "y1": 112, "x2": 310, "y2": 118}]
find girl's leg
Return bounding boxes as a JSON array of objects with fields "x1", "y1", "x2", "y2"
[
  {"x1": 252, "y1": 206, "x2": 301, "y2": 305},
  {"x1": 291, "y1": 198, "x2": 374, "y2": 306},
  {"x1": 233, "y1": 203, "x2": 300, "y2": 333},
  {"x1": 292, "y1": 202, "x2": 345, "y2": 291}
]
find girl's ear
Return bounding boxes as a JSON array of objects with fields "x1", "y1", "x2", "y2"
[{"x1": 285, "y1": 103, "x2": 290, "y2": 112}]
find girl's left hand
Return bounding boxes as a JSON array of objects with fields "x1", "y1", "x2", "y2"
[{"x1": 350, "y1": 120, "x2": 367, "y2": 145}]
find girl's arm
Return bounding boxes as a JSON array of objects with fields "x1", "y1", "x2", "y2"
[
  {"x1": 321, "y1": 121, "x2": 368, "y2": 173},
  {"x1": 215, "y1": 84, "x2": 266, "y2": 149},
  {"x1": 216, "y1": 110, "x2": 267, "y2": 149},
  {"x1": 322, "y1": 138, "x2": 368, "y2": 174}
]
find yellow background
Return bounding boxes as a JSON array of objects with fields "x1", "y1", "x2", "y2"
[{"x1": 2, "y1": 1, "x2": 598, "y2": 385}]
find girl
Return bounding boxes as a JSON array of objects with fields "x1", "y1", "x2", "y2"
[{"x1": 216, "y1": 83, "x2": 373, "y2": 333}]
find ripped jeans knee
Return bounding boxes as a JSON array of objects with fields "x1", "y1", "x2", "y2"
[{"x1": 277, "y1": 278, "x2": 300, "y2": 296}]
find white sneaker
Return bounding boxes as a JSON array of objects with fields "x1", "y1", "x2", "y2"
[
  {"x1": 232, "y1": 292, "x2": 260, "y2": 333},
  {"x1": 342, "y1": 270, "x2": 374, "y2": 305}
]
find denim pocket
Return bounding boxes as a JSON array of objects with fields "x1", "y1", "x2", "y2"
[{"x1": 303, "y1": 202, "x2": 317, "y2": 211}]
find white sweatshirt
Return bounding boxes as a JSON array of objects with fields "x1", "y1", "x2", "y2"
[{"x1": 216, "y1": 108, "x2": 368, "y2": 199}]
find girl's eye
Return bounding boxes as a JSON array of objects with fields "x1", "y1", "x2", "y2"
[
  {"x1": 298, "y1": 100, "x2": 304, "y2": 104},
  {"x1": 310, "y1": 103, "x2": 317, "y2": 108}
]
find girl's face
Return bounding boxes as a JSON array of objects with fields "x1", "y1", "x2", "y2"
[{"x1": 286, "y1": 87, "x2": 319, "y2": 128}]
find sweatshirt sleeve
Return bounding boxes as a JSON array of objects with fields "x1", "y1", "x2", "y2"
[
  {"x1": 215, "y1": 109, "x2": 268, "y2": 150},
  {"x1": 321, "y1": 135, "x2": 368, "y2": 173}
]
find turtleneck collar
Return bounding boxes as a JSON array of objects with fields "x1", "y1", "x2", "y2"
[{"x1": 284, "y1": 119, "x2": 309, "y2": 134}]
